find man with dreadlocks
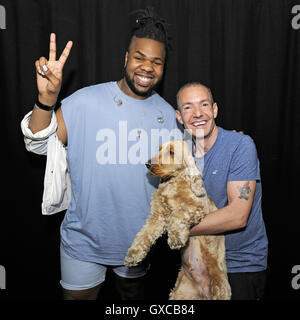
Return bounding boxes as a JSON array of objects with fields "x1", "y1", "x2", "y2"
[{"x1": 26, "y1": 8, "x2": 178, "y2": 300}]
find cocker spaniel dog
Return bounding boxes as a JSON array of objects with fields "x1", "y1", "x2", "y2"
[{"x1": 124, "y1": 140, "x2": 231, "y2": 300}]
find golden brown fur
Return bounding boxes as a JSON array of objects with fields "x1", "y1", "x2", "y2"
[{"x1": 124, "y1": 140, "x2": 231, "y2": 300}]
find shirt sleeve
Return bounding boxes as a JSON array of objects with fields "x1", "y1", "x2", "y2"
[{"x1": 228, "y1": 135, "x2": 261, "y2": 182}]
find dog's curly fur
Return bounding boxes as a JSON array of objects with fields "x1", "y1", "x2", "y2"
[{"x1": 124, "y1": 140, "x2": 231, "y2": 300}]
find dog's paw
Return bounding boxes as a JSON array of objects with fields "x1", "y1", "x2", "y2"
[
  {"x1": 124, "y1": 255, "x2": 139, "y2": 267},
  {"x1": 168, "y1": 236, "x2": 187, "y2": 250},
  {"x1": 167, "y1": 229, "x2": 190, "y2": 250}
]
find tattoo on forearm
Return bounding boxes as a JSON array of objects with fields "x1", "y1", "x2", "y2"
[{"x1": 238, "y1": 182, "x2": 251, "y2": 200}]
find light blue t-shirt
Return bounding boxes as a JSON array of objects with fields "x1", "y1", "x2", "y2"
[
  {"x1": 60, "y1": 81, "x2": 180, "y2": 265},
  {"x1": 192, "y1": 127, "x2": 268, "y2": 273}
]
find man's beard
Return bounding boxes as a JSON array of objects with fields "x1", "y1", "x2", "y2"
[{"x1": 124, "y1": 67, "x2": 162, "y2": 98}]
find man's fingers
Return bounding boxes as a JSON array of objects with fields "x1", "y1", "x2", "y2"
[
  {"x1": 49, "y1": 33, "x2": 56, "y2": 61},
  {"x1": 37, "y1": 57, "x2": 61, "y2": 88},
  {"x1": 58, "y1": 40, "x2": 73, "y2": 66},
  {"x1": 35, "y1": 60, "x2": 44, "y2": 76},
  {"x1": 35, "y1": 60, "x2": 41, "y2": 74},
  {"x1": 37, "y1": 57, "x2": 48, "y2": 75}
]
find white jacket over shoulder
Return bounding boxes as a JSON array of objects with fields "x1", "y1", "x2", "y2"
[{"x1": 21, "y1": 111, "x2": 71, "y2": 215}]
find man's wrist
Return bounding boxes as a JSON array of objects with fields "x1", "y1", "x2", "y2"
[
  {"x1": 38, "y1": 94, "x2": 57, "y2": 108},
  {"x1": 35, "y1": 95, "x2": 57, "y2": 111}
]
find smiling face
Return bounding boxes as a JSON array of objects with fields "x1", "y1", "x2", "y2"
[
  {"x1": 121, "y1": 36, "x2": 166, "y2": 99},
  {"x1": 176, "y1": 85, "x2": 218, "y2": 140}
]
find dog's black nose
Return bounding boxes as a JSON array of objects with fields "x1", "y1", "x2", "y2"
[{"x1": 145, "y1": 162, "x2": 152, "y2": 169}]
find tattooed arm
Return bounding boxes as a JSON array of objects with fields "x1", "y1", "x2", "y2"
[{"x1": 189, "y1": 180, "x2": 256, "y2": 236}]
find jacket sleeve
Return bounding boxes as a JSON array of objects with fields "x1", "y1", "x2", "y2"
[
  {"x1": 42, "y1": 133, "x2": 71, "y2": 215},
  {"x1": 20, "y1": 110, "x2": 58, "y2": 155}
]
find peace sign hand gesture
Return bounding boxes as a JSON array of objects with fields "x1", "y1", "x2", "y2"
[{"x1": 35, "y1": 33, "x2": 73, "y2": 107}]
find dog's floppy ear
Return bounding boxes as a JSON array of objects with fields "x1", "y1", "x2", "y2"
[
  {"x1": 181, "y1": 142, "x2": 206, "y2": 197},
  {"x1": 182, "y1": 142, "x2": 198, "y2": 174}
]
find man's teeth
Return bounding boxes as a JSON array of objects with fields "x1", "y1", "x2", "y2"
[
  {"x1": 136, "y1": 75, "x2": 152, "y2": 85},
  {"x1": 139, "y1": 76, "x2": 151, "y2": 81},
  {"x1": 193, "y1": 121, "x2": 206, "y2": 126}
]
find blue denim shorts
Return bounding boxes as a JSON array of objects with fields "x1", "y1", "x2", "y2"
[{"x1": 60, "y1": 245, "x2": 150, "y2": 291}]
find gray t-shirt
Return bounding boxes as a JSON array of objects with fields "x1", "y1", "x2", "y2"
[
  {"x1": 60, "y1": 81, "x2": 180, "y2": 265},
  {"x1": 193, "y1": 127, "x2": 268, "y2": 272}
]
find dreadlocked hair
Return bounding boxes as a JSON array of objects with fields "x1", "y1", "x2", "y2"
[{"x1": 128, "y1": 7, "x2": 171, "y2": 57}]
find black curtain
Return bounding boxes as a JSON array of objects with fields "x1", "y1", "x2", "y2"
[{"x1": 0, "y1": 0, "x2": 299, "y2": 300}]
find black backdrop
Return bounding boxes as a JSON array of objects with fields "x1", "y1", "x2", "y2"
[{"x1": 0, "y1": 0, "x2": 299, "y2": 300}]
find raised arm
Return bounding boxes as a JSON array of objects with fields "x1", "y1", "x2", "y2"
[{"x1": 28, "y1": 33, "x2": 72, "y2": 145}]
